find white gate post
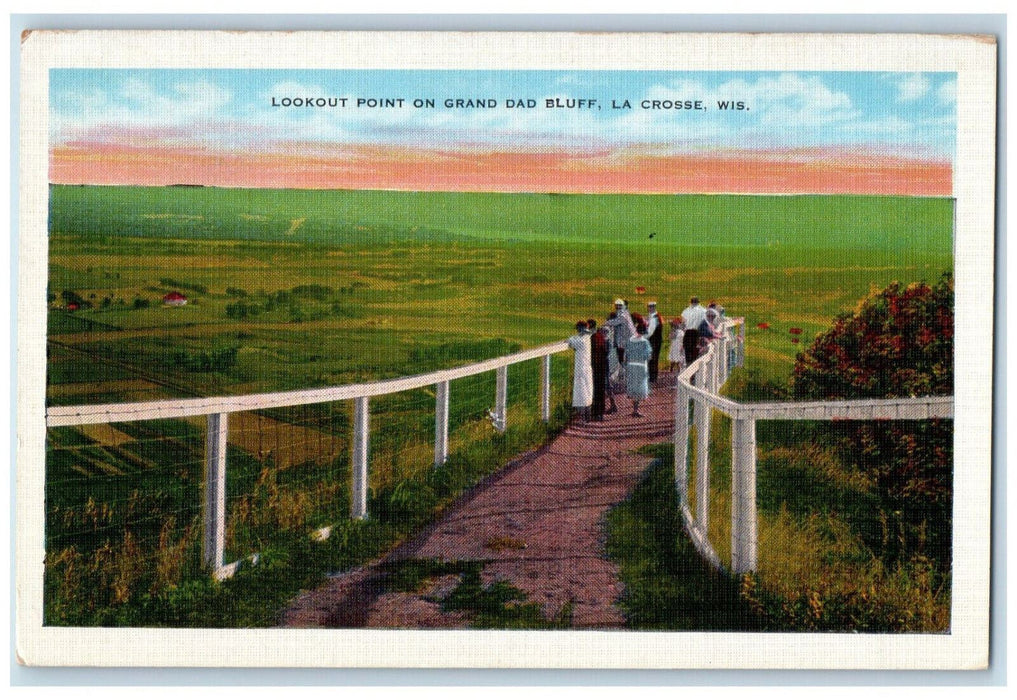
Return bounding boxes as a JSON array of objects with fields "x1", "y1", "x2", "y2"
[
  {"x1": 694, "y1": 368, "x2": 711, "y2": 532},
  {"x1": 731, "y1": 416, "x2": 758, "y2": 573},
  {"x1": 434, "y1": 380, "x2": 450, "y2": 466},
  {"x1": 351, "y1": 396, "x2": 370, "y2": 519},
  {"x1": 540, "y1": 354, "x2": 552, "y2": 422},
  {"x1": 673, "y1": 382, "x2": 690, "y2": 512},
  {"x1": 494, "y1": 365, "x2": 508, "y2": 432},
  {"x1": 203, "y1": 412, "x2": 228, "y2": 574}
]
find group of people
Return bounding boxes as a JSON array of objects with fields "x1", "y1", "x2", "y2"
[{"x1": 568, "y1": 296, "x2": 730, "y2": 421}]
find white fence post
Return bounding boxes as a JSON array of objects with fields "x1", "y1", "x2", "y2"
[
  {"x1": 351, "y1": 396, "x2": 370, "y2": 520},
  {"x1": 494, "y1": 365, "x2": 508, "y2": 432},
  {"x1": 712, "y1": 344, "x2": 721, "y2": 393},
  {"x1": 673, "y1": 382, "x2": 690, "y2": 512},
  {"x1": 540, "y1": 354, "x2": 552, "y2": 422},
  {"x1": 738, "y1": 321, "x2": 746, "y2": 367},
  {"x1": 694, "y1": 367, "x2": 711, "y2": 532},
  {"x1": 731, "y1": 417, "x2": 758, "y2": 573},
  {"x1": 434, "y1": 380, "x2": 450, "y2": 466},
  {"x1": 719, "y1": 335, "x2": 729, "y2": 383},
  {"x1": 203, "y1": 412, "x2": 228, "y2": 574}
]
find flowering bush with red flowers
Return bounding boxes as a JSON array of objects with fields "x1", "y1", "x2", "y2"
[{"x1": 791, "y1": 273, "x2": 953, "y2": 568}]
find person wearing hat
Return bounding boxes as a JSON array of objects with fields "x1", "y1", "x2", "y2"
[
  {"x1": 646, "y1": 301, "x2": 665, "y2": 383},
  {"x1": 606, "y1": 298, "x2": 636, "y2": 364},
  {"x1": 697, "y1": 307, "x2": 722, "y2": 355},
  {"x1": 603, "y1": 314, "x2": 624, "y2": 409},
  {"x1": 567, "y1": 320, "x2": 594, "y2": 421}
]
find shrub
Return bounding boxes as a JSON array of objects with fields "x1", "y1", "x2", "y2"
[{"x1": 791, "y1": 273, "x2": 953, "y2": 567}]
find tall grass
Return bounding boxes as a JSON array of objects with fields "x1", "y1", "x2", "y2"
[
  {"x1": 44, "y1": 382, "x2": 573, "y2": 627},
  {"x1": 608, "y1": 439, "x2": 949, "y2": 632},
  {"x1": 607, "y1": 364, "x2": 951, "y2": 633}
]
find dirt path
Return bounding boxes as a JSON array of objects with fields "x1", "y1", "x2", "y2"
[{"x1": 279, "y1": 372, "x2": 678, "y2": 630}]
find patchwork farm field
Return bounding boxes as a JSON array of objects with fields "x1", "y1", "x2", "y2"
[
  {"x1": 43, "y1": 185, "x2": 954, "y2": 628},
  {"x1": 48, "y1": 185, "x2": 953, "y2": 403}
]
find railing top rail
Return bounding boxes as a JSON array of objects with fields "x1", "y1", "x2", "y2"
[
  {"x1": 47, "y1": 340, "x2": 570, "y2": 427},
  {"x1": 677, "y1": 319, "x2": 953, "y2": 421}
]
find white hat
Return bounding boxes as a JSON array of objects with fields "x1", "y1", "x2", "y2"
[
  {"x1": 614, "y1": 298, "x2": 625, "y2": 306},
  {"x1": 648, "y1": 301, "x2": 657, "y2": 306}
]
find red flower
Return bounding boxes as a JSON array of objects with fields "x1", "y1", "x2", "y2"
[
  {"x1": 789, "y1": 327, "x2": 803, "y2": 335},
  {"x1": 757, "y1": 322, "x2": 770, "y2": 330},
  {"x1": 635, "y1": 286, "x2": 646, "y2": 294}
]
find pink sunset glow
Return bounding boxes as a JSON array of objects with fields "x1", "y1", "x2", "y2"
[{"x1": 50, "y1": 143, "x2": 952, "y2": 196}]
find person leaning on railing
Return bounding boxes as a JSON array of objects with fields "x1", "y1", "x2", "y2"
[{"x1": 696, "y1": 308, "x2": 722, "y2": 355}]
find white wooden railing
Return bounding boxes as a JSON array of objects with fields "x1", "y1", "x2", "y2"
[
  {"x1": 47, "y1": 340, "x2": 570, "y2": 580},
  {"x1": 48, "y1": 318, "x2": 954, "y2": 584},
  {"x1": 674, "y1": 319, "x2": 954, "y2": 574}
]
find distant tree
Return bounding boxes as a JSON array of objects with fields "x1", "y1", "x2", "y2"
[
  {"x1": 291, "y1": 284, "x2": 333, "y2": 301},
  {"x1": 61, "y1": 290, "x2": 89, "y2": 308},
  {"x1": 173, "y1": 346, "x2": 239, "y2": 373},
  {"x1": 225, "y1": 301, "x2": 249, "y2": 319}
]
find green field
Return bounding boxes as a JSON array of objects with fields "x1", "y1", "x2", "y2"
[
  {"x1": 44, "y1": 184, "x2": 954, "y2": 628},
  {"x1": 47, "y1": 185, "x2": 953, "y2": 400}
]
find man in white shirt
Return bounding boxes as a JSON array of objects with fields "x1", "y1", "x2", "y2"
[{"x1": 680, "y1": 296, "x2": 707, "y2": 364}]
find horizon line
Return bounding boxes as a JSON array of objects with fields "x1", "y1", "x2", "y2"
[{"x1": 48, "y1": 182, "x2": 956, "y2": 199}]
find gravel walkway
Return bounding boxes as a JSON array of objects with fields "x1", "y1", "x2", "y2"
[{"x1": 280, "y1": 372, "x2": 677, "y2": 629}]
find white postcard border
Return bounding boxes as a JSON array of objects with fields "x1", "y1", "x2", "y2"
[{"x1": 16, "y1": 30, "x2": 997, "y2": 669}]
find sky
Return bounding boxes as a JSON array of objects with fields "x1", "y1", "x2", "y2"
[{"x1": 49, "y1": 69, "x2": 957, "y2": 195}]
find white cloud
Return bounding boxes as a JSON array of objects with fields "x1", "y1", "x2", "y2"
[
  {"x1": 937, "y1": 79, "x2": 957, "y2": 105},
  {"x1": 896, "y1": 74, "x2": 931, "y2": 102}
]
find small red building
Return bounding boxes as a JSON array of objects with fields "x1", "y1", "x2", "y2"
[{"x1": 163, "y1": 291, "x2": 188, "y2": 306}]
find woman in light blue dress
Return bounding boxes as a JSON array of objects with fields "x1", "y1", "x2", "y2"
[{"x1": 625, "y1": 319, "x2": 653, "y2": 417}]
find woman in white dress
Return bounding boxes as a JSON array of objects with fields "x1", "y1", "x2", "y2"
[
  {"x1": 567, "y1": 320, "x2": 594, "y2": 421},
  {"x1": 668, "y1": 316, "x2": 687, "y2": 373}
]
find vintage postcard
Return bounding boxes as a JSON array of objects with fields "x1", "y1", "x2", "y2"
[{"x1": 16, "y1": 30, "x2": 996, "y2": 668}]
